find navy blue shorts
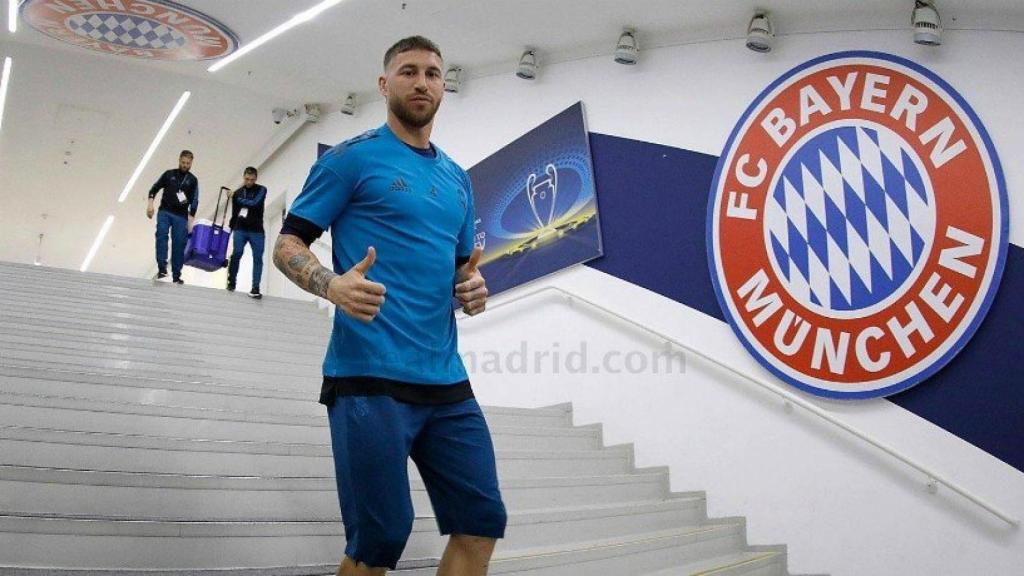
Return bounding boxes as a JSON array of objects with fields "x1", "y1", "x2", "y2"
[{"x1": 327, "y1": 396, "x2": 507, "y2": 569}]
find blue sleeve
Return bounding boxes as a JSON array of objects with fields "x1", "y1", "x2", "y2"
[
  {"x1": 288, "y1": 159, "x2": 358, "y2": 232},
  {"x1": 189, "y1": 180, "x2": 200, "y2": 216},
  {"x1": 456, "y1": 170, "x2": 477, "y2": 258},
  {"x1": 148, "y1": 171, "x2": 166, "y2": 199},
  {"x1": 234, "y1": 186, "x2": 267, "y2": 207}
]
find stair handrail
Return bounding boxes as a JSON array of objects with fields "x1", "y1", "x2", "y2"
[{"x1": 456, "y1": 284, "x2": 1020, "y2": 528}]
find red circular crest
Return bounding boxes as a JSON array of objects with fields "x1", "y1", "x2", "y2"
[{"x1": 708, "y1": 52, "x2": 1008, "y2": 398}]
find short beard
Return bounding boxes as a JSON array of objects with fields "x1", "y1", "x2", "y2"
[{"x1": 389, "y1": 97, "x2": 438, "y2": 129}]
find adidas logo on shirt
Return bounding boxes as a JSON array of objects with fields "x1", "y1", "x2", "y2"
[{"x1": 390, "y1": 177, "x2": 410, "y2": 192}]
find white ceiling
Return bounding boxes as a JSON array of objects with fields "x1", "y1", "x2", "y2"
[{"x1": 2, "y1": 0, "x2": 1023, "y2": 276}]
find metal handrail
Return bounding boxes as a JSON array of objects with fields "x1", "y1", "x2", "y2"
[{"x1": 457, "y1": 284, "x2": 1019, "y2": 528}]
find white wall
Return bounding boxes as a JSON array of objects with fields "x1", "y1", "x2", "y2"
[{"x1": 259, "y1": 29, "x2": 1024, "y2": 575}]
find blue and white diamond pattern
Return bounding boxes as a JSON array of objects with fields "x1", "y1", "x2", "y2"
[
  {"x1": 765, "y1": 123, "x2": 935, "y2": 312},
  {"x1": 67, "y1": 13, "x2": 187, "y2": 50}
]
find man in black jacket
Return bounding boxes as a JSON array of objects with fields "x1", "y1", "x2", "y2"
[
  {"x1": 227, "y1": 166, "x2": 268, "y2": 299},
  {"x1": 147, "y1": 150, "x2": 199, "y2": 284}
]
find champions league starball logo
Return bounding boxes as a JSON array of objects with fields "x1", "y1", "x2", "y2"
[
  {"x1": 708, "y1": 52, "x2": 1008, "y2": 399},
  {"x1": 487, "y1": 154, "x2": 596, "y2": 259},
  {"x1": 21, "y1": 0, "x2": 238, "y2": 61},
  {"x1": 527, "y1": 164, "x2": 559, "y2": 228}
]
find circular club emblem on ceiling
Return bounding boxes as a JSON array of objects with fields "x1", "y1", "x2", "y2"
[
  {"x1": 708, "y1": 51, "x2": 1008, "y2": 399},
  {"x1": 21, "y1": 0, "x2": 238, "y2": 61}
]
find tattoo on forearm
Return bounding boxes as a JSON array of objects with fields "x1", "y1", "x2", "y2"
[
  {"x1": 274, "y1": 235, "x2": 338, "y2": 299},
  {"x1": 287, "y1": 253, "x2": 310, "y2": 271},
  {"x1": 308, "y1": 268, "x2": 335, "y2": 298}
]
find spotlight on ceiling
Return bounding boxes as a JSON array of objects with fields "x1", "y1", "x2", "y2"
[
  {"x1": 614, "y1": 27, "x2": 639, "y2": 65},
  {"x1": 912, "y1": 0, "x2": 942, "y2": 46},
  {"x1": 444, "y1": 66, "x2": 462, "y2": 93},
  {"x1": 746, "y1": 11, "x2": 774, "y2": 53},
  {"x1": 304, "y1": 103, "x2": 321, "y2": 123},
  {"x1": 516, "y1": 49, "x2": 538, "y2": 80},
  {"x1": 340, "y1": 93, "x2": 356, "y2": 116}
]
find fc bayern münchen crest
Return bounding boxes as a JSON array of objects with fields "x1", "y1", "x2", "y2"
[
  {"x1": 708, "y1": 51, "x2": 1008, "y2": 399},
  {"x1": 21, "y1": 0, "x2": 238, "y2": 61}
]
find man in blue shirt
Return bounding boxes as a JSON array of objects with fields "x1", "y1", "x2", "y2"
[
  {"x1": 147, "y1": 150, "x2": 199, "y2": 284},
  {"x1": 273, "y1": 36, "x2": 504, "y2": 576},
  {"x1": 227, "y1": 166, "x2": 268, "y2": 299}
]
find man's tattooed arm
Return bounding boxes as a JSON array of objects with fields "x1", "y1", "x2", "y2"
[{"x1": 273, "y1": 234, "x2": 337, "y2": 299}]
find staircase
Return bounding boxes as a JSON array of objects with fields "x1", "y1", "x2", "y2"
[{"x1": 0, "y1": 262, "x2": 822, "y2": 575}]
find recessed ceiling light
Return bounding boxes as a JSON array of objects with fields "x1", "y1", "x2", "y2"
[
  {"x1": 81, "y1": 215, "x2": 115, "y2": 272},
  {"x1": 208, "y1": 0, "x2": 345, "y2": 73},
  {"x1": 0, "y1": 57, "x2": 11, "y2": 132},
  {"x1": 118, "y1": 91, "x2": 191, "y2": 203},
  {"x1": 7, "y1": 0, "x2": 16, "y2": 33}
]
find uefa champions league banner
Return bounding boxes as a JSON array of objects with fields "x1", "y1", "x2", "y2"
[{"x1": 466, "y1": 101, "x2": 603, "y2": 297}]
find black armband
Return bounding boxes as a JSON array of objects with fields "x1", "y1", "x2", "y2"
[{"x1": 280, "y1": 213, "x2": 325, "y2": 247}]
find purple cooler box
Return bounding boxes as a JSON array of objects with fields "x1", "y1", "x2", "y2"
[
  {"x1": 184, "y1": 220, "x2": 230, "y2": 271},
  {"x1": 184, "y1": 186, "x2": 233, "y2": 272}
]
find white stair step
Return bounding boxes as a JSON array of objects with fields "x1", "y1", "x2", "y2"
[
  {"x1": 0, "y1": 377, "x2": 589, "y2": 438},
  {"x1": 0, "y1": 403, "x2": 574, "y2": 445},
  {"x1": 0, "y1": 335, "x2": 324, "y2": 378},
  {"x1": 0, "y1": 372, "x2": 326, "y2": 416},
  {"x1": 0, "y1": 309, "x2": 328, "y2": 351},
  {"x1": 0, "y1": 526, "x2": 756, "y2": 575},
  {"x1": 0, "y1": 349, "x2": 325, "y2": 390},
  {"x1": 642, "y1": 549, "x2": 787, "y2": 575},
  {"x1": 0, "y1": 391, "x2": 573, "y2": 430},
  {"x1": 0, "y1": 319, "x2": 325, "y2": 362},
  {"x1": 403, "y1": 525, "x2": 750, "y2": 575},
  {"x1": 0, "y1": 266, "x2": 321, "y2": 314},
  {"x1": 0, "y1": 501, "x2": 720, "y2": 569},
  {"x1": 0, "y1": 363, "x2": 313, "y2": 403},
  {"x1": 0, "y1": 435, "x2": 632, "y2": 477},
  {"x1": 0, "y1": 288, "x2": 330, "y2": 333},
  {"x1": 0, "y1": 467, "x2": 672, "y2": 519},
  {"x1": 0, "y1": 299, "x2": 329, "y2": 345},
  {"x1": 0, "y1": 418, "x2": 601, "y2": 453}
]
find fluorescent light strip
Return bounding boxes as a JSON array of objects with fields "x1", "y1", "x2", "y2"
[
  {"x1": 118, "y1": 90, "x2": 191, "y2": 203},
  {"x1": 208, "y1": 0, "x2": 342, "y2": 73},
  {"x1": 81, "y1": 215, "x2": 115, "y2": 272},
  {"x1": 0, "y1": 56, "x2": 10, "y2": 132},
  {"x1": 7, "y1": 0, "x2": 15, "y2": 33}
]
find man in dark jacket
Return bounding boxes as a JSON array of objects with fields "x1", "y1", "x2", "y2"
[
  {"x1": 227, "y1": 166, "x2": 268, "y2": 299},
  {"x1": 147, "y1": 150, "x2": 199, "y2": 284}
]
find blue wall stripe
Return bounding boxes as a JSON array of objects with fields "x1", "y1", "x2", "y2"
[{"x1": 585, "y1": 132, "x2": 1024, "y2": 473}]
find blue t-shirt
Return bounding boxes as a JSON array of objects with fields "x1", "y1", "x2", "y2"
[{"x1": 289, "y1": 124, "x2": 476, "y2": 385}]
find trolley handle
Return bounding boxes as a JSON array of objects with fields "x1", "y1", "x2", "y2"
[{"x1": 213, "y1": 186, "x2": 232, "y2": 228}]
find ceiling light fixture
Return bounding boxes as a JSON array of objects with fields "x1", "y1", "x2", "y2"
[
  {"x1": 304, "y1": 103, "x2": 321, "y2": 123},
  {"x1": 340, "y1": 93, "x2": 356, "y2": 116},
  {"x1": 614, "y1": 28, "x2": 639, "y2": 65},
  {"x1": 516, "y1": 49, "x2": 538, "y2": 80},
  {"x1": 746, "y1": 11, "x2": 774, "y2": 53},
  {"x1": 7, "y1": 0, "x2": 16, "y2": 33},
  {"x1": 0, "y1": 56, "x2": 11, "y2": 132},
  {"x1": 444, "y1": 66, "x2": 462, "y2": 93},
  {"x1": 118, "y1": 91, "x2": 191, "y2": 203},
  {"x1": 912, "y1": 0, "x2": 942, "y2": 46},
  {"x1": 208, "y1": 0, "x2": 344, "y2": 73},
  {"x1": 81, "y1": 215, "x2": 115, "y2": 272}
]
